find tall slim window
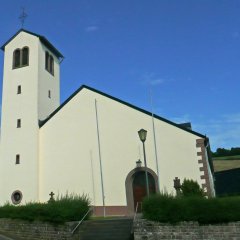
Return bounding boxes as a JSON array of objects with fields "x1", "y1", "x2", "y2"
[
  {"x1": 22, "y1": 47, "x2": 29, "y2": 66},
  {"x1": 16, "y1": 154, "x2": 20, "y2": 164},
  {"x1": 17, "y1": 85, "x2": 21, "y2": 94},
  {"x1": 49, "y1": 56, "x2": 54, "y2": 74},
  {"x1": 45, "y1": 51, "x2": 54, "y2": 75},
  {"x1": 48, "y1": 90, "x2": 51, "y2": 98},
  {"x1": 17, "y1": 119, "x2": 21, "y2": 128},
  {"x1": 13, "y1": 47, "x2": 29, "y2": 69},
  {"x1": 45, "y1": 51, "x2": 49, "y2": 70},
  {"x1": 13, "y1": 49, "x2": 21, "y2": 68}
]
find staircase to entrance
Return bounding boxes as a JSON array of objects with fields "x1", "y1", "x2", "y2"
[{"x1": 74, "y1": 217, "x2": 133, "y2": 240}]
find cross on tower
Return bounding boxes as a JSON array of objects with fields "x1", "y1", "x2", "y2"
[{"x1": 19, "y1": 7, "x2": 27, "y2": 28}]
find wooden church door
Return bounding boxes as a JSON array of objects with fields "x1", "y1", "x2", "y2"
[{"x1": 132, "y1": 171, "x2": 156, "y2": 212}]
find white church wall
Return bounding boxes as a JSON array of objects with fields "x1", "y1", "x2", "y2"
[
  {"x1": 37, "y1": 42, "x2": 60, "y2": 121},
  {"x1": 39, "y1": 87, "x2": 204, "y2": 207},
  {"x1": 0, "y1": 32, "x2": 40, "y2": 204},
  {"x1": 39, "y1": 90, "x2": 101, "y2": 204},
  {"x1": 0, "y1": 30, "x2": 213, "y2": 211}
]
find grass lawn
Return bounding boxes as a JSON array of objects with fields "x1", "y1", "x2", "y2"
[
  {"x1": 213, "y1": 155, "x2": 240, "y2": 160},
  {"x1": 213, "y1": 160, "x2": 240, "y2": 172},
  {"x1": 212, "y1": 155, "x2": 240, "y2": 172}
]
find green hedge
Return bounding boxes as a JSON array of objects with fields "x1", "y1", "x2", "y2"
[
  {"x1": 143, "y1": 194, "x2": 240, "y2": 224},
  {"x1": 0, "y1": 194, "x2": 90, "y2": 224}
]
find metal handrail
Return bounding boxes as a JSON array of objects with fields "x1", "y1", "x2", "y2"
[
  {"x1": 133, "y1": 202, "x2": 139, "y2": 222},
  {"x1": 131, "y1": 202, "x2": 142, "y2": 234},
  {"x1": 71, "y1": 207, "x2": 93, "y2": 235}
]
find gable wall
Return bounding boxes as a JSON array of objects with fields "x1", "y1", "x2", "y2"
[{"x1": 39, "y1": 88, "x2": 205, "y2": 206}]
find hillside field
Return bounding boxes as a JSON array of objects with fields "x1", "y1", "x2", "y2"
[{"x1": 213, "y1": 155, "x2": 240, "y2": 172}]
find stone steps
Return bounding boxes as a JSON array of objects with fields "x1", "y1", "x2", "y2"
[{"x1": 74, "y1": 218, "x2": 133, "y2": 240}]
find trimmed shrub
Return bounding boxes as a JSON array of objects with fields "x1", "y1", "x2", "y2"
[
  {"x1": 181, "y1": 179, "x2": 205, "y2": 197},
  {"x1": 0, "y1": 193, "x2": 90, "y2": 224},
  {"x1": 142, "y1": 193, "x2": 240, "y2": 224}
]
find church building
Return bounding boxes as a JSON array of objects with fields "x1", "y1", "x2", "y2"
[{"x1": 0, "y1": 29, "x2": 215, "y2": 216}]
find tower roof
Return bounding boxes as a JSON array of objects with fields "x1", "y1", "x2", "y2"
[{"x1": 1, "y1": 29, "x2": 64, "y2": 59}]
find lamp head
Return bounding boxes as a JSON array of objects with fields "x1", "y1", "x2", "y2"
[{"x1": 138, "y1": 129, "x2": 147, "y2": 142}]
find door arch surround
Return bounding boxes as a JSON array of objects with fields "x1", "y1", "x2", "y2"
[{"x1": 125, "y1": 167, "x2": 159, "y2": 215}]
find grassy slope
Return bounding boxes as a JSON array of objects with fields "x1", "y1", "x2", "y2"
[
  {"x1": 213, "y1": 155, "x2": 240, "y2": 172},
  {"x1": 213, "y1": 155, "x2": 240, "y2": 160},
  {"x1": 213, "y1": 160, "x2": 240, "y2": 172}
]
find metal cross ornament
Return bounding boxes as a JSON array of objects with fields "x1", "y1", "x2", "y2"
[{"x1": 19, "y1": 7, "x2": 27, "y2": 28}]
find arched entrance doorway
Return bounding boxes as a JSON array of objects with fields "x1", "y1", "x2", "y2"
[
  {"x1": 132, "y1": 171, "x2": 156, "y2": 212},
  {"x1": 125, "y1": 167, "x2": 159, "y2": 215}
]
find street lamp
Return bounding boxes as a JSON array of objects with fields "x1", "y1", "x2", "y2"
[{"x1": 138, "y1": 128, "x2": 149, "y2": 198}]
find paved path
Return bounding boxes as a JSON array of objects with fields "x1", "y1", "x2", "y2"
[{"x1": 0, "y1": 234, "x2": 14, "y2": 240}]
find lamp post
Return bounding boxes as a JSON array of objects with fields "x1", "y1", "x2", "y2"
[{"x1": 138, "y1": 128, "x2": 149, "y2": 198}]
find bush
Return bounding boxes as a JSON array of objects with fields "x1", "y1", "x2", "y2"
[
  {"x1": 142, "y1": 194, "x2": 240, "y2": 224},
  {"x1": 0, "y1": 193, "x2": 90, "y2": 224},
  {"x1": 181, "y1": 179, "x2": 205, "y2": 197}
]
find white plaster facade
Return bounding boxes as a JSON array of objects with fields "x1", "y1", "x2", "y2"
[{"x1": 0, "y1": 30, "x2": 215, "y2": 215}]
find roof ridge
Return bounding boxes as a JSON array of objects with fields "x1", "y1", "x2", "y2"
[{"x1": 39, "y1": 84, "x2": 206, "y2": 139}]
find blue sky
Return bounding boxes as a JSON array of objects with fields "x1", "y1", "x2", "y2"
[{"x1": 0, "y1": 0, "x2": 239, "y2": 151}]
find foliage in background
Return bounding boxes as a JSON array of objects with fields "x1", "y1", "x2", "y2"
[
  {"x1": 143, "y1": 193, "x2": 240, "y2": 224},
  {"x1": 0, "y1": 194, "x2": 90, "y2": 224},
  {"x1": 212, "y1": 147, "x2": 240, "y2": 158},
  {"x1": 181, "y1": 179, "x2": 205, "y2": 197}
]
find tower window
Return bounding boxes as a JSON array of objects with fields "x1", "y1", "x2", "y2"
[
  {"x1": 17, "y1": 119, "x2": 21, "y2": 128},
  {"x1": 11, "y1": 190, "x2": 23, "y2": 205},
  {"x1": 13, "y1": 47, "x2": 29, "y2": 69},
  {"x1": 50, "y1": 56, "x2": 54, "y2": 74},
  {"x1": 22, "y1": 47, "x2": 29, "y2": 66},
  {"x1": 17, "y1": 85, "x2": 21, "y2": 94},
  {"x1": 48, "y1": 90, "x2": 51, "y2": 98},
  {"x1": 45, "y1": 51, "x2": 49, "y2": 70},
  {"x1": 16, "y1": 154, "x2": 20, "y2": 164},
  {"x1": 45, "y1": 51, "x2": 54, "y2": 75},
  {"x1": 13, "y1": 49, "x2": 21, "y2": 68}
]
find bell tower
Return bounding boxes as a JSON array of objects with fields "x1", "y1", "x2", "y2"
[{"x1": 0, "y1": 29, "x2": 63, "y2": 204}]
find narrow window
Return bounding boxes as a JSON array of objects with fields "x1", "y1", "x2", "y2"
[
  {"x1": 16, "y1": 155, "x2": 20, "y2": 164},
  {"x1": 50, "y1": 55, "x2": 54, "y2": 75},
  {"x1": 45, "y1": 51, "x2": 49, "y2": 70},
  {"x1": 45, "y1": 51, "x2": 54, "y2": 75},
  {"x1": 13, "y1": 49, "x2": 21, "y2": 68},
  {"x1": 17, "y1": 119, "x2": 21, "y2": 128},
  {"x1": 48, "y1": 90, "x2": 51, "y2": 98},
  {"x1": 17, "y1": 85, "x2": 21, "y2": 94},
  {"x1": 22, "y1": 47, "x2": 29, "y2": 66}
]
